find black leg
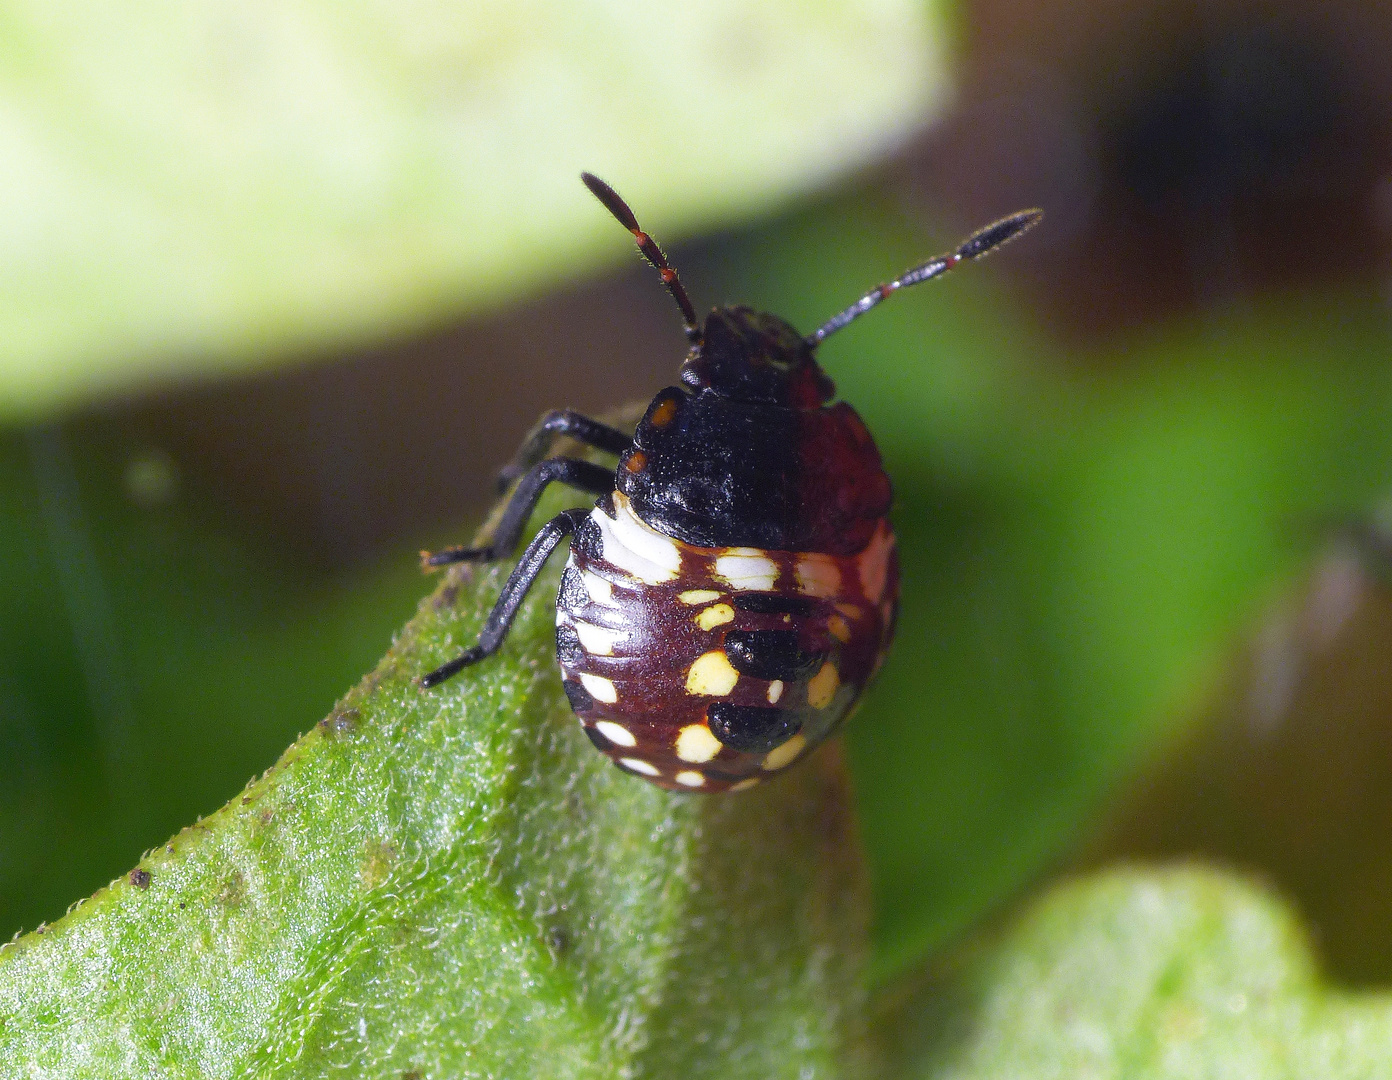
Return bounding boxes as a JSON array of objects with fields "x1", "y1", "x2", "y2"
[
  {"x1": 423, "y1": 457, "x2": 612, "y2": 569},
  {"x1": 497, "y1": 410, "x2": 632, "y2": 492},
  {"x1": 420, "y1": 508, "x2": 589, "y2": 687}
]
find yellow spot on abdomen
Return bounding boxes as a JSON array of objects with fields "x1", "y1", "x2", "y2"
[
  {"x1": 796, "y1": 554, "x2": 841, "y2": 597},
  {"x1": 806, "y1": 661, "x2": 839, "y2": 709},
  {"x1": 827, "y1": 614, "x2": 852, "y2": 642},
  {"x1": 767, "y1": 679, "x2": 784, "y2": 704},
  {"x1": 679, "y1": 589, "x2": 721, "y2": 605},
  {"x1": 674, "y1": 770, "x2": 706, "y2": 788},
  {"x1": 676, "y1": 724, "x2": 721, "y2": 763},
  {"x1": 729, "y1": 777, "x2": 761, "y2": 792},
  {"x1": 761, "y1": 733, "x2": 806, "y2": 771},
  {"x1": 685, "y1": 651, "x2": 739, "y2": 696},
  {"x1": 695, "y1": 603, "x2": 735, "y2": 631}
]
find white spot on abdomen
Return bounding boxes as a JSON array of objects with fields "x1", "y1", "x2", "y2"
[
  {"x1": 715, "y1": 549, "x2": 778, "y2": 591},
  {"x1": 591, "y1": 495, "x2": 682, "y2": 585},
  {"x1": 594, "y1": 720, "x2": 637, "y2": 747},
  {"x1": 581, "y1": 570, "x2": 618, "y2": 607},
  {"x1": 579, "y1": 673, "x2": 618, "y2": 704},
  {"x1": 619, "y1": 757, "x2": 660, "y2": 777},
  {"x1": 574, "y1": 621, "x2": 629, "y2": 656}
]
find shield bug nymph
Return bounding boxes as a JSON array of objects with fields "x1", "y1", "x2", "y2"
[{"x1": 420, "y1": 173, "x2": 1040, "y2": 792}]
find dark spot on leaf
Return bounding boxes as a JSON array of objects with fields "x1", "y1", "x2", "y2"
[
  {"x1": 401, "y1": 1071, "x2": 423, "y2": 1080},
  {"x1": 432, "y1": 582, "x2": 459, "y2": 610},
  {"x1": 361, "y1": 840, "x2": 396, "y2": 891},
  {"x1": 218, "y1": 871, "x2": 247, "y2": 909},
  {"x1": 320, "y1": 707, "x2": 360, "y2": 739},
  {"x1": 128, "y1": 869, "x2": 152, "y2": 890},
  {"x1": 546, "y1": 925, "x2": 571, "y2": 958}
]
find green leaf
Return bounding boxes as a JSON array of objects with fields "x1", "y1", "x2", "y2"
[
  {"x1": 694, "y1": 194, "x2": 1392, "y2": 980},
  {"x1": 0, "y1": 0, "x2": 947, "y2": 419},
  {"x1": 878, "y1": 865, "x2": 1392, "y2": 1080},
  {"x1": 0, "y1": 471, "x2": 872, "y2": 1077}
]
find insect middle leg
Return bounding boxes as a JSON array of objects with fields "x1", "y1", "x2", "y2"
[
  {"x1": 420, "y1": 507, "x2": 589, "y2": 687},
  {"x1": 496, "y1": 410, "x2": 632, "y2": 491},
  {"x1": 422, "y1": 457, "x2": 612, "y2": 569}
]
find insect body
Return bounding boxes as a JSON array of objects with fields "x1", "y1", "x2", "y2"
[{"x1": 421, "y1": 173, "x2": 1040, "y2": 792}]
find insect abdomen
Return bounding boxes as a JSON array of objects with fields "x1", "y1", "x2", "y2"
[{"x1": 556, "y1": 493, "x2": 897, "y2": 792}]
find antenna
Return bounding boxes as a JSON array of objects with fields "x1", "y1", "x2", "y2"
[
  {"x1": 805, "y1": 209, "x2": 1043, "y2": 347},
  {"x1": 582, "y1": 172, "x2": 701, "y2": 343}
]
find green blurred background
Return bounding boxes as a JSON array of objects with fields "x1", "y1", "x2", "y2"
[{"x1": 6, "y1": 0, "x2": 1392, "y2": 990}]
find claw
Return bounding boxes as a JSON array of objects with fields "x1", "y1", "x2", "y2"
[{"x1": 420, "y1": 546, "x2": 489, "y2": 571}]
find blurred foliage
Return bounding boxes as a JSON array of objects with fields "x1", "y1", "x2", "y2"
[
  {"x1": 0, "y1": 471, "x2": 870, "y2": 1076},
  {"x1": 697, "y1": 194, "x2": 1392, "y2": 979},
  {"x1": 878, "y1": 866, "x2": 1392, "y2": 1079},
  {"x1": 0, "y1": 0, "x2": 944, "y2": 418},
  {"x1": 5, "y1": 2, "x2": 1392, "y2": 1063},
  {"x1": 7, "y1": 185, "x2": 1392, "y2": 999}
]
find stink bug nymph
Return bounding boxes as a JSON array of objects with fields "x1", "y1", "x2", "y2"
[{"x1": 420, "y1": 173, "x2": 1040, "y2": 792}]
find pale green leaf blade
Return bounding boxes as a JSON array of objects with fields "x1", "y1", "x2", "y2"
[
  {"x1": 0, "y1": 0, "x2": 947, "y2": 417},
  {"x1": 881, "y1": 866, "x2": 1392, "y2": 1080}
]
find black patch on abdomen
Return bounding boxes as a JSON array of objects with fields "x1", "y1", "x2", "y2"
[
  {"x1": 556, "y1": 622, "x2": 583, "y2": 666},
  {"x1": 733, "y1": 593, "x2": 817, "y2": 616},
  {"x1": 570, "y1": 515, "x2": 604, "y2": 561},
  {"x1": 708, "y1": 703, "x2": 801, "y2": 753},
  {"x1": 563, "y1": 678, "x2": 594, "y2": 714},
  {"x1": 558, "y1": 567, "x2": 590, "y2": 614},
  {"x1": 724, "y1": 630, "x2": 823, "y2": 680}
]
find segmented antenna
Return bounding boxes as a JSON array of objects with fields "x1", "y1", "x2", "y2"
[
  {"x1": 805, "y1": 209, "x2": 1043, "y2": 347},
  {"x1": 582, "y1": 172, "x2": 701, "y2": 343}
]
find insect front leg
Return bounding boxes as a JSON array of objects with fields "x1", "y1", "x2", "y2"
[
  {"x1": 420, "y1": 507, "x2": 590, "y2": 688},
  {"x1": 422, "y1": 457, "x2": 612, "y2": 569},
  {"x1": 496, "y1": 410, "x2": 632, "y2": 492}
]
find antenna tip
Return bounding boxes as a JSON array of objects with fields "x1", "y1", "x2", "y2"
[
  {"x1": 957, "y1": 208, "x2": 1044, "y2": 261},
  {"x1": 581, "y1": 171, "x2": 639, "y2": 231}
]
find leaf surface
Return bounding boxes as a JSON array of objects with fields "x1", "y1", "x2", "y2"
[
  {"x1": 0, "y1": 474, "x2": 871, "y2": 1079},
  {"x1": 880, "y1": 866, "x2": 1392, "y2": 1080}
]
